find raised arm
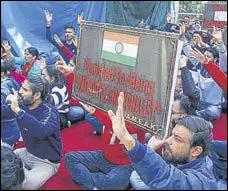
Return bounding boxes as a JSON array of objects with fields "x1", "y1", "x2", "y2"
[
  {"x1": 212, "y1": 26, "x2": 227, "y2": 72},
  {"x1": 179, "y1": 55, "x2": 200, "y2": 110},
  {"x1": 54, "y1": 34, "x2": 75, "y2": 59},
  {"x1": 45, "y1": 10, "x2": 57, "y2": 46},
  {"x1": 190, "y1": 49, "x2": 227, "y2": 93},
  {"x1": 2, "y1": 40, "x2": 14, "y2": 60},
  {"x1": 178, "y1": 23, "x2": 199, "y2": 66},
  {"x1": 2, "y1": 40, "x2": 25, "y2": 69}
]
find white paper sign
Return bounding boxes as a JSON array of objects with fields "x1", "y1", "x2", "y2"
[{"x1": 214, "y1": 11, "x2": 227, "y2": 21}]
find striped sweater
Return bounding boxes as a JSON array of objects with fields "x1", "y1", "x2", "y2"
[{"x1": 46, "y1": 82, "x2": 69, "y2": 113}]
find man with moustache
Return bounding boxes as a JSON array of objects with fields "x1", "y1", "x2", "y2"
[
  {"x1": 107, "y1": 92, "x2": 218, "y2": 190},
  {"x1": 4, "y1": 74, "x2": 62, "y2": 190}
]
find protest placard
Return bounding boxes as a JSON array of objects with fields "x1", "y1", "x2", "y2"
[{"x1": 72, "y1": 21, "x2": 182, "y2": 138}]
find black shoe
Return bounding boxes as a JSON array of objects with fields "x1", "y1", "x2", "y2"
[{"x1": 93, "y1": 131, "x2": 101, "y2": 136}]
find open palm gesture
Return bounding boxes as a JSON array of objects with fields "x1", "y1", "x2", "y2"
[
  {"x1": 45, "y1": 10, "x2": 52, "y2": 26},
  {"x1": 2, "y1": 40, "x2": 11, "y2": 52},
  {"x1": 77, "y1": 12, "x2": 84, "y2": 25},
  {"x1": 108, "y1": 92, "x2": 127, "y2": 140},
  {"x1": 212, "y1": 26, "x2": 222, "y2": 42}
]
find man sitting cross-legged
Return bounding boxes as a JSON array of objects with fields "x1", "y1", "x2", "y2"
[
  {"x1": 64, "y1": 94, "x2": 146, "y2": 190},
  {"x1": 5, "y1": 74, "x2": 62, "y2": 190}
]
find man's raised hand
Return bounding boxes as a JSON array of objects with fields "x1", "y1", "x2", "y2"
[
  {"x1": 212, "y1": 26, "x2": 223, "y2": 43},
  {"x1": 45, "y1": 10, "x2": 52, "y2": 27},
  {"x1": 54, "y1": 34, "x2": 63, "y2": 47},
  {"x1": 190, "y1": 48, "x2": 207, "y2": 65},
  {"x1": 139, "y1": 19, "x2": 144, "y2": 28},
  {"x1": 147, "y1": 135, "x2": 165, "y2": 151},
  {"x1": 77, "y1": 12, "x2": 84, "y2": 25},
  {"x1": 108, "y1": 92, "x2": 136, "y2": 150},
  {"x1": 179, "y1": 22, "x2": 186, "y2": 37},
  {"x1": 2, "y1": 40, "x2": 11, "y2": 52},
  {"x1": 5, "y1": 88, "x2": 20, "y2": 113},
  {"x1": 178, "y1": 55, "x2": 189, "y2": 69}
]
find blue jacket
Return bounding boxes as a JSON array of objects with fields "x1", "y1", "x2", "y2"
[
  {"x1": 181, "y1": 66, "x2": 200, "y2": 114},
  {"x1": 46, "y1": 27, "x2": 77, "y2": 64},
  {"x1": 4, "y1": 101, "x2": 62, "y2": 162},
  {"x1": 209, "y1": 140, "x2": 227, "y2": 181},
  {"x1": 125, "y1": 140, "x2": 218, "y2": 190},
  {"x1": 1, "y1": 77, "x2": 21, "y2": 145}
]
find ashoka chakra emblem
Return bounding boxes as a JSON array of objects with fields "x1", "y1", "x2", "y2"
[{"x1": 115, "y1": 42, "x2": 123, "y2": 54}]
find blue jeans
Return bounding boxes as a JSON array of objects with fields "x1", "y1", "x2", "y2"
[
  {"x1": 85, "y1": 113, "x2": 103, "y2": 135},
  {"x1": 1, "y1": 118, "x2": 20, "y2": 145},
  {"x1": 218, "y1": 179, "x2": 227, "y2": 190},
  {"x1": 130, "y1": 170, "x2": 151, "y2": 190},
  {"x1": 67, "y1": 106, "x2": 85, "y2": 121},
  {"x1": 64, "y1": 150, "x2": 133, "y2": 190}
]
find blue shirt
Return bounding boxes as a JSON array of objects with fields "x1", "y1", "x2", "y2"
[
  {"x1": 124, "y1": 139, "x2": 218, "y2": 190},
  {"x1": 6, "y1": 102, "x2": 63, "y2": 162},
  {"x1": 46, "y1": 27, "x2": 77, "y2": 64}
]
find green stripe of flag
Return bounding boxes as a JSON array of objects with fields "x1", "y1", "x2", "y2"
[{"x1": 101, "y1": 50, "x2": 136, "y2": 67}]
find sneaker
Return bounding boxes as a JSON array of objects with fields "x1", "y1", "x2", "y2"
[
  {"x1": 68, "y1": 120, "x2": 71, "y2": 128},
  {"x1": 93, "y1": 131, "x2": 101, "y2": 136}
]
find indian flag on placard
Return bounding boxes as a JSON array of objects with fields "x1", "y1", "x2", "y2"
[{"x1": 101, "y1": 31, "x2": 139, "y2": 67}]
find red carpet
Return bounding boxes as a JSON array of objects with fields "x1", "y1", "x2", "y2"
[
  {"x1": 40, "y1": 121, "x2": 102, "y2": 190},
  {"x1": 212, "y1": 113, "x2": 227, "y2": 141}
]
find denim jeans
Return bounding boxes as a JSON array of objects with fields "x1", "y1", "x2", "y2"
[
  {"x1": 85, "y1": 113, "x2": 103, "y2": 135},
  {"x1": 64, "y1": 150, "x2": 133, "y2": 190},
  {"x1": 67, "y1": 106, "x2": 85, "y2": 121},
  {"x1": 218, "y1": 179, "x2": 227, "y2": 190},
  {"x1": 1, "y1": 118, "x2": 20, "y2": 146},
  {"x1": 130, "y1": 170, "x2": 151, "y2": 190}
]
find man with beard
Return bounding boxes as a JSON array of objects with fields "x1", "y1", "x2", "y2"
[
  {"x1": 4, "y1": 74, "x2": 62, "y2": 190},
  {"x1": 107, "y1": 92, "x2": 218, "y2": 190}
]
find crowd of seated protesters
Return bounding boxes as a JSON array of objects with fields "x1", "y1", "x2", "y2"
[{"x1": 1, "y1": 9, "x2": 227, "y2": 190}]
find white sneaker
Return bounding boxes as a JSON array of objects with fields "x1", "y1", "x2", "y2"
[{"x1": 68, "y1": 120, "x2": 71, "y2": 128}]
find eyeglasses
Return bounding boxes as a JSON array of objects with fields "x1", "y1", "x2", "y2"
[{"x1": 172, "y1": 111, "x2": 185, "y2": 115}]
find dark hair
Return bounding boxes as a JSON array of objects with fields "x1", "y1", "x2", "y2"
[
  {"x1": 38, "y1": 52, "x2": 58, "y2": 65},
  {"x1": 46, "y1": 64, "x2": 68, "y2": 85},
  {"x1": 27, "y1": 74, "x2": 49, "y2": 100},
  {"x1": 193, "y1": 31, "x2": 202, "y2": 38},
  {"x1": 1, "y1": 60, "x2": 17, "y2": 74},
  {"x1": 184, "y1": 15, "x2": 190, "y2": 19},
  {"x1": 174, "y1": 93, "x2": 191, "y2": 114},
  {"x1": 1, "y1": 146, "x2": 25, "y2": 190},
  {"x1": 174, "y1": 115, "x2": 212, "y2": 158},
  {"x1": 25, "y1": 47, "x2": 39, "y2": 60},
  {"x1": 64, "y1": 25, "x2": 75, "y2": 32},
  {"x1": 204, "y1": 47, "x2": 219, "y2": 61}
]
